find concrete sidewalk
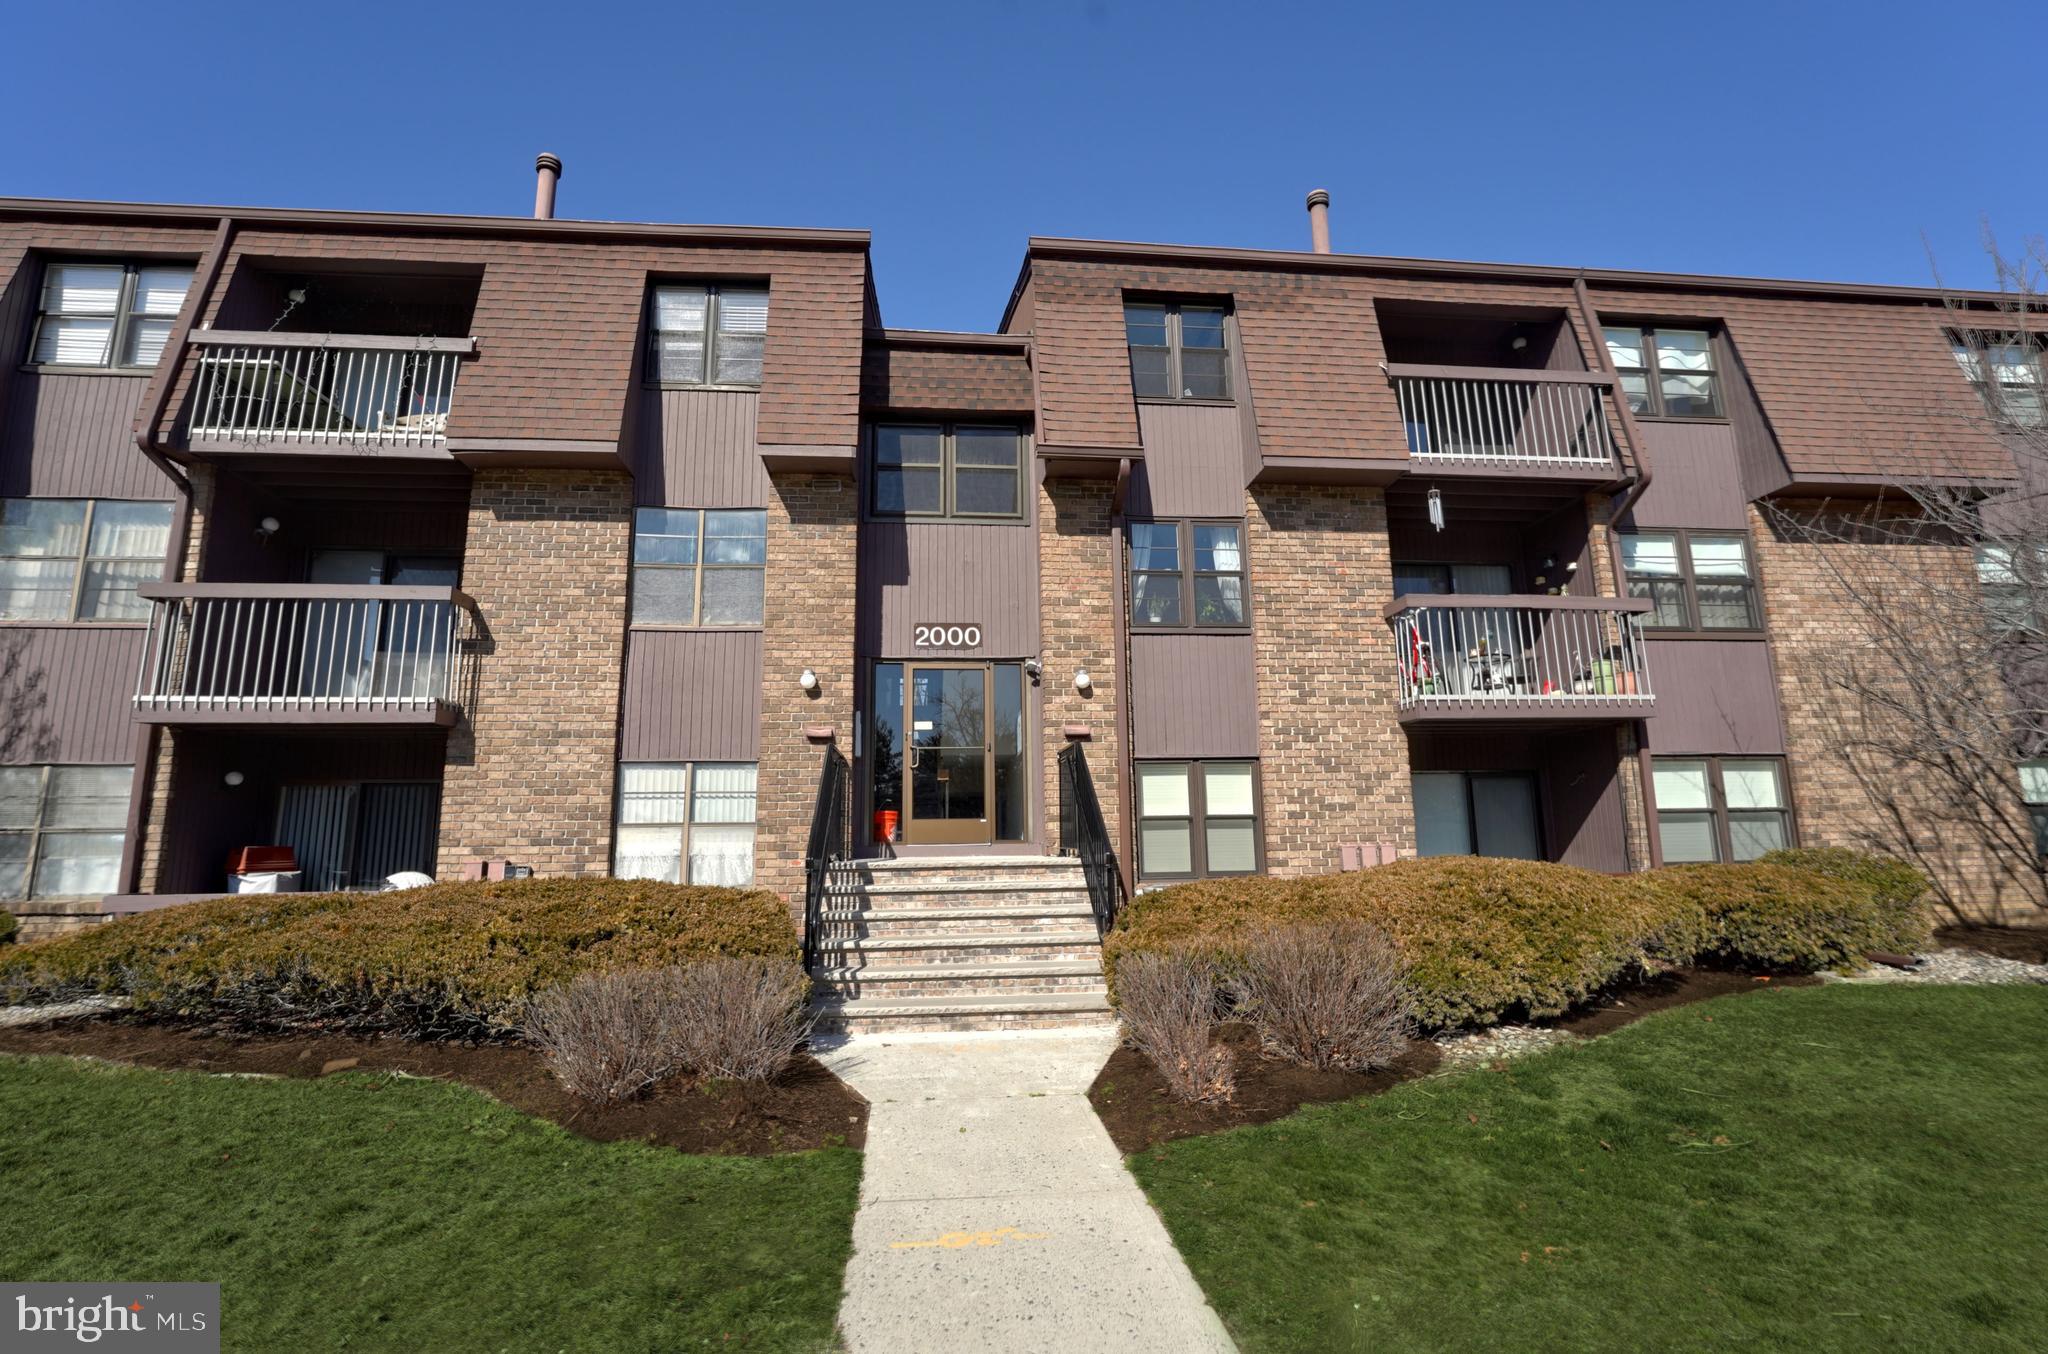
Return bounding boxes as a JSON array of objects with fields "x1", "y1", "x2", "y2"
[{"x1": 816, "y1": 1029, "x2": 1236, "y2": 1353}]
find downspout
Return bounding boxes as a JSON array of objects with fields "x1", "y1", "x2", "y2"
[{"x1": 1109, "y1": 456, "x2": 1135, "y2": 895}]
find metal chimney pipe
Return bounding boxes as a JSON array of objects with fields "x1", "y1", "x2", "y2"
[
  {"x1": 1305, "y1": 189, "x2": 1331, "y2": 253},
  {"x1": 533, "y1": 153, "x2": 563, "y2": 220}
]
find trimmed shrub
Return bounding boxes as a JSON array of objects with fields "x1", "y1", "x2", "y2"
[
  {"x1": 1116, "y1": 950, "x2": 1234, "y2": 1104},
  {"x1": 0, "y1": 910, "x2": 15, "y2": 945},
  {"x1": 1228, "y1": 920, "x2": 1412, "y2": 1072},
  {"x1": 1107, "y1": 858, "x2": 1680, "y2": 1030},
  {"x1": 0, "y1": 879, "x2": 798, "y2": 1040},
  {"x1": 663, "y1": 956, "x2": 814, "y2": 1082},
  {"x1": 1640, "y1": 863, "x2": 1903, "y2": 972},
  {"x1": 526, "y1": 969, "x2": 679, "y2": 1104},
  {"x1": 1760, "y1": 847, "x2": 1932, "y2": 952}
]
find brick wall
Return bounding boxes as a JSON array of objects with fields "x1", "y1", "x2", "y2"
[
  {"x1": 1247, "y1": 484, "x2": 1412, "y2": 873},
  {"x1": 436, "y1": 469, "x2": 632, "y2": 879},
  {"x1": 1037, "y1": 478, "x2": 1124, "y2": 853},
  {"x1": 753, "y1": 473, "x2": 858, "y2": 912}
]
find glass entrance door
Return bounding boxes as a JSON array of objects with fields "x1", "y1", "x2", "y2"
[{"x1": 904, "y1": 664, "x2": 991, "y2": 844}]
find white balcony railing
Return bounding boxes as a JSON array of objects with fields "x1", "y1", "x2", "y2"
[
  {"x1": 1387, "y1": 364, "x2": 1618, "y2": 468},
  {"x1": 134, "y1": 584, "x2": 479, "y2": 721},
  {"x1": 186, "y1": 331, "x2": 474, "y2": 449},
  {"x1": 1386, "y1": 594, "x2": 1655, "y2": 715}
]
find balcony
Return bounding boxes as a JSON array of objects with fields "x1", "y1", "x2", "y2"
[
  {"x1": 134, "y1": 584, "x2": 479, "y2": 726},
  {"x1": 1386, "y1": 364, "x2": 1619, "y2": 472},
  {"x1": 185, "y1": 331, "x2": 474, "y2": 455},
  {"x1": 1384, "y1": 594, "x2": 1655, "y2": 723}
]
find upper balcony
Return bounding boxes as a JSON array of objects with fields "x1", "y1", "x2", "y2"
[
  {"x1": 185, "y1": 332, "x2": 474, "y2": 456},
  {"x1": 133, "y1": 583, "x2": 479, "y2": 727},
  {"x1": 1386, "y1": 364, "x2": 1619, "y2": 474},
  {"x1": 1383, "y1": 594, "x2": 1655, "y2": 724}
]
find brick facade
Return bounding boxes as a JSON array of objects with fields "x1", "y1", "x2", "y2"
[
  {"x1": 436, "y1": 469, "x2": 632, "y2": 879},
  {"x1": 1037, "y1": 478, "x2": 1124, "y2": 854},
  {"x1": 753, "y1": 473, "x2": 858, "y2": 912},
  {"x1": 1247, "y1": 484, "x2": 1413, "y2": 874}
]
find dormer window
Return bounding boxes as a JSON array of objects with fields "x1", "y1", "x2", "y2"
[
  {"x1": 1952, "y1": 332, "x2": 2046, "y2": 428},
  {"x1": 648, "y1": 283, "x2": 769, "y2": 388},
  {"x1": 32, "y1": 261, "x2": 193, "y2": 370},
  {"x1": 1125, "y1": 299, "x2": 1230, "y2": 401},
  {"x1": 1603, "y1": 325, "x2": 1720, "y2": 418}
]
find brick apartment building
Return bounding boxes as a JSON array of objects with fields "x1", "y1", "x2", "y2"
[{"x1": 3, "y1": 173, "x2": 2043, "y2": 987}]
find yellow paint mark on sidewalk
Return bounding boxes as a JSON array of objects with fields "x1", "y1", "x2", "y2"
[{"x1": 890, "y1": 1226, "x2": 1049, "y2": 1251}]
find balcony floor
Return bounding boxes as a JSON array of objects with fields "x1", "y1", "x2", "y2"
[
  {"x1": 134, "y1": 703, "x2": 460, "y2": 729},
  {"x1": 1397, "y1": 696, "x2": 1656, "y2": 726}
]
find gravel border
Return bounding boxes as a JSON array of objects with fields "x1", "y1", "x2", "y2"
[{"x1": 0, "y1": 996, "x2": 131, "y2": 1029}]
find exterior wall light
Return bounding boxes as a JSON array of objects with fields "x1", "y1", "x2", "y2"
[
  {"x1": 1073, "y1": 668, "x2": 1092, "y2": 693},
  {"x1": 256, "y1": 516, "x2": 281, "y2": 538},
  {"x1": 799, "y1": 668, "x2": 819, "y2": 693},
  {"x1": 223, "y1": 771, "x2": 245, "y2": 787}
]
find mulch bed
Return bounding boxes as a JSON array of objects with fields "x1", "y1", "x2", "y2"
[
  {"x1": 1089, "y1": 966, "x2": 1817, "y2": 1154},
  {"x1": 0, "y1": 1019, "x2": 866, "y2": 1157},
  {"x1": 1938, "y1": 923, "x2": 2048, "y2": 966}
]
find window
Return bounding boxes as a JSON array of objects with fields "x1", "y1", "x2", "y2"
[
  {"x1": 870, "y1": 424, "x2": 1023, "y2": 520},
  {"x1": 613, "y1": 762, "x2": 758, "y2": 885},
  {"x1": 629, "y1": 508, "x2": 766, "y2": 626},
  {"x1": 0, "y1": 499, "x2": 173, "y2": 622},
  {"x1": 647, "y1": 283, "x2": 770, "y2": 387},
  {"x1": 1603, "y1": 325, "x2": 1720, "y2": 418},
  {"x1": 1125, "y1": 299, "x2": 1231, "y2": 401},
  {"x1": 1653, "y1": 757, "x2": 1792, "y2": 863},
  {"x1": 1976, "y1": 543, "x2": 2043, "y2": 635},
  {"x1": 1136, "y1": 761, "x2": 1260, "y2": 879},
  {"x1": 1129, "y1": 521, "x2": 1247, "y2": 628},
  {"x1": 32, "y1": 261, "x2": 193, "y2": 369},
  {"x1": 2020, "y1": 761, "x2": 2048, "y2": 855},
  {"x1": 1619, "y1": 529, "x2": 1760, "y2": 632},
  {"x1": 1952, "y1": 333, "x2": 2046, "y2": 428},
  {"x1": 1, "y1": 765, "x2": 131, "y2": 900},
  {"x1": 1412, "y1": 772, "x2": 1543, "y2": 860}
]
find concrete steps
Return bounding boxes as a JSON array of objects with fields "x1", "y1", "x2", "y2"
[{"x1": 808, "y1": 856, "x2": 1112, "y2": 1034}]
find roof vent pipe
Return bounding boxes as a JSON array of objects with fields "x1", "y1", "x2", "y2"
[
  {"x1": 533, "y1": 153, "x2": 563, "y2": 220},
  {"x1": 1305, "y1": 189, "x2": 1331, "y2": 253}
]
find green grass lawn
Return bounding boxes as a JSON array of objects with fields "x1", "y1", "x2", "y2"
[
  {"x1": 0, "y1": 1056, "x2": 859, "y2": 1353},
  {"x1": 1131, "y1": 984, "x2": 2048, "y2": 1353}
]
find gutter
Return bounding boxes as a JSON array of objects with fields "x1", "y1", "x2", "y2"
[
  {"x1": 1573, "y1": 276, "x2": 1654, "y2": 523},
  {"x1": 1109, "y1": 456, "x2": 1135, "y2": 896}
]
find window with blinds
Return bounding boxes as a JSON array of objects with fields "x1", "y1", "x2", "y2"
[
  {"x1": 32, "y1": 261, "x2": 194, "y2": 369},
  {"x1": 648, "y1": 283, "x2": 770, "y2": 387}
]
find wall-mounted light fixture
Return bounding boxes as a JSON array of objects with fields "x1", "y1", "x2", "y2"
[
  {"x1": 798, "y1": 668, "x2": 819, "y2": 693},
  {"x1": 1023, "y1": 657, "x2": 1043, "y2": 681},
  {"x1": 255, "y1": 516, "x2": 281, "y2": 539},
  {"x1": 1073, "y1": 668, "x2": 1092, "y2": 693},
  {"x1": 223, "y1": 771, "x2": 245, "y2": 788}
]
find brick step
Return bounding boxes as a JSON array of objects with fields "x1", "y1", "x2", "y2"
[
  {"x1": 809, "y1": 990, "x2": 1118, "y2": 1035},
  {"x1": 814, "y1": 906, "x2": 1095, "y2": 940},
  {"x1": 831, "y1": 877, "x2": 1090, "y2": 900},
  {"x1": 843, "y1": 856, "x2": 1084, "y2": 886},
  {"x1": 813, "y1": 962, "x2": 1106, "y2": 1000},
  {"x1": 813, "y1": 934, "x2": 1104, "y2": 967},
  {"x1": 824, "y1": 890, "x2": 1094, "y2": 914}
]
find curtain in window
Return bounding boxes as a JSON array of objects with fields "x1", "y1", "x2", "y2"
[{"x1": 687, "y1": 764, "x2": 756, "y2": 885}]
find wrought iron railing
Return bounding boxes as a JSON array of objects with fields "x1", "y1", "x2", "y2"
[
  {"x1": 1057, "y1": 742, "x2": 1126, "y2": 934},
  {"x1": 134, "y1": 583, "x2": 479, "y2": 718},
  {"x1": 801, "y1": 744, "x2": 851, "y2": 971},
  {"x1": 186, "y1": 331, "x2": 474, "y2": 448},
  {"x1": 1386, "y1": 363, "x2": 1618, "y2": 467},
  {"x1": 1385, "y1": 594, "x2": 1655, "y2": 714}
]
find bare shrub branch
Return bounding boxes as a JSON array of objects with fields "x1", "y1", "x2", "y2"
[
  {"x1": 525, "y1": 969, "x2": 678, "y2": 1105},
  {"x1": 662, "y1": 956, "x2": 815, "y2": 1083},
  {"x1": 1228, "y1": 921, "x2": 1413, "y2": 1072},
  {"x1": 1115, "y1": 950, "x2": 1234, "y2": 1104}
]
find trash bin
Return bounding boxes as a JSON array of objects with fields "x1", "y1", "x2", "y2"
[{"x1": 228, "y1": 871, "x2": 302, "y2": 894}]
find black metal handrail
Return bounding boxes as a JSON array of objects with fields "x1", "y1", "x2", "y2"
[
  {"x1": 1057, "y1": 742, "x2": 1127, "y2": 934},
  {"x1": 801, "y1": 744, "x2": 851, "y2": 970}
]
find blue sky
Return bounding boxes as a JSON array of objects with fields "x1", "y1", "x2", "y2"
[{"x1": 8, "y1": 1, "x2": 2038, "y2": 331}]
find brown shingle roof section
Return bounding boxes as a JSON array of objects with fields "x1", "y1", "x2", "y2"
[{"x1": 860, "y1": 331, "x2": 1033, "y2": 414}]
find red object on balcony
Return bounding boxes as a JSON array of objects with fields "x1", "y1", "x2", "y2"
[{"x1": 227, "y1": 846, "x2": 297, "y2": 875}]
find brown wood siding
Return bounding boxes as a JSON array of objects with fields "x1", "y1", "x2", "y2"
[
  {"x1": 1130, "y1": 404, "x2": 1248, "y2": 517},
  {"x1": 1627, "y1": 422, "x2": 1751, "y2": 530},
  {"x1": 1406, "y1": 727, "x2": 1629, "y2": 872},
  {"x1": 618, "y1": 629, "x2": 763, "y2": 761},
  {"x1": 1642, "y1": 639, "x2": 1785, "y2": 755},
  {"x1": 0, "y1": 373, "x2": 178, "y2": 499},
  {"x1": 1129, "y1": 632, "x2": 1260, "y2": 757},
  {"x1": 633, "y1": 389, "x2": 771, "y2": 507},
  {"x1": 1, "y1": 626, "x2": 147, "y2": 764},
  {"x1": 856, "y1": 520, "x2": 1041, "y2": 659}
]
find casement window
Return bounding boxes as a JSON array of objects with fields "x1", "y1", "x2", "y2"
[
  {"x1": 0, "y1": 499, "x2": 173, "y2": 623},
  {"x1": 32, "y1": 261, "x2": 194, "y2": 369},
  {"x1": 1602, "y1": 325, "x2": 1720, "y2": 418},
  {"x1": 2020, "y1": 761, "x2": 2048, "y2": 855},
  {"x1": 1124, "y1": 299, "x2": 1231, "y2": 401},
  {"x1": 1136, "y1": 761, "x2": 1260, "y2": 880},
  {"x1": 647, "y1": 283, "x2": 770, "y2": 387},
  {"x1": 1653, "y1": 757, "x2": 1793, "y2": 863},
  {"x1": 1128, "y1": 520, "x2": 1247, "y2": 629},
  {"x1": 870, "y1": 424, "x2": 1023, "y2": 520},
  {"x1": 0, "y1": 765, "x2": 131, "y2": 900},
  {"x1": 613, "y1": 762, "x2": 758, "y2": 886},
  {"x1": 1952, "y1": 333, "x2": 2046, "y2": 428},
  {"x1": 1619, "y1": 529, "x2": 1760, "y2": 632},
  {"x1": 629, "y1": 508, "x2": 766, "y2": 626}
]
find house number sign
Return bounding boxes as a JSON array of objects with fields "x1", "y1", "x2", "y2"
[{"x1": 914, "y1": 623, "x2": 982, "y2": 649}]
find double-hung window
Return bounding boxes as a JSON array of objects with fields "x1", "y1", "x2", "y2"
[
  {"x1": 1976, "y1": 543, "x2": 2044, "y2": 636},
  {"x1": 870, "y1": 424, "x2": 1023, "y2": 520},
  {"x1": 613, "y1": 762, "x2": 759, "y2": 886},
  {"x1": 1951, "y1": 333, "x2": 2046, "y2": 428},
  {"x1": 0, "y1": 499, "x2": 174, "y2": 622},
  {"x1": 1124, "y1": 299, "x2": 1231, "y2": 401},
  {"x1": 1136, "y1": 761, "x2": 1261, "y2": 880},
  {"x1": 32, "y1": 261, "x2": 194, "y2": 370},
  {"x1": 1603, "y1": 325, "x2": 1720, "y2": 418},
  {"x1": 648, "y1": 283, "x2": 770, "y2": 387},
  {"x1": 1619, "y1": 529, "x2": 1760, "y2": 632},
  {"x1": 1, "y1": 765, "x2": 132, "y2": 900},
  {"x1": 1653, "y1": 757, "x2": 1793, "y2": 862},
  {"x1": 629, "y1": 508, "x2": 766, "y2": 626},
  {"x1": 1128, "y1": 521, "x2": 1247, "y2": 628}
]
